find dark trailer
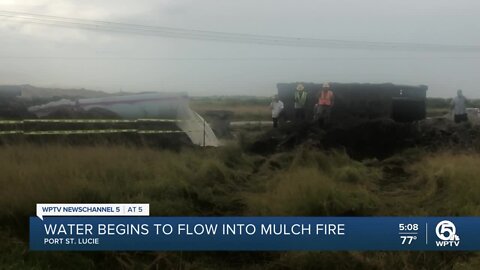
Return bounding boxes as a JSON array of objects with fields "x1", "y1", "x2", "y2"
[{"x1": 277, "y1": 83, "x2": 427, "y2": 123}]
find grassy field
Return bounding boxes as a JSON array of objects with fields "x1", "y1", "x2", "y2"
[
  {"x1": 190, "y1": 96, "x2": 271, "y2": 121},
  {"x1": 1, "y1": 142, "x2": 480, "y2": 269}
]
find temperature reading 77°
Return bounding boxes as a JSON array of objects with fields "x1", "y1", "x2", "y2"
[
  {"x1": 399, "y1": 223, "x2": 419, "y2": 245},
  {"x1": 400, "y1": 235, "x2": 417, "y2": 245}
]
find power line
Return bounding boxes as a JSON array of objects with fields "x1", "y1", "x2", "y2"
[
  {"x1": 0, "y1": 56, "x2": 480, "y2": 61},
  {"x1": 1, "y1": 10, "x2": 480, "y2": 52}
]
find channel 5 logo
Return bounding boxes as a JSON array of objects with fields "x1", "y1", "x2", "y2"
[{"x1": 435, "y1": 220, "x2": 460, "y2": 247}]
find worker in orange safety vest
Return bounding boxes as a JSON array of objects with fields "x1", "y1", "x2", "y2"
[{"x1": 314, "y1": 82, "x2": 335, "y2": 125}]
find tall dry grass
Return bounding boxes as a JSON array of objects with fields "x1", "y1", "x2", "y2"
[
  {"x1": 0, "y1": 143, "x2": 259, "y2": 269},
  {"x1": 0, "y1": 144, "x2": 255, "y2": 232},
  {"x1": 1, "y1": 143, "x2": 480, "y2": 269},
  {"x1": 407, "y1": 152, "x2": 480, "y2": 216},
  {"x1": 247, "y1": 149, "x2": 381, "y2": 216}
]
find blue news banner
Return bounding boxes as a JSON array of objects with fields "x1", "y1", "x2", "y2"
[{"x1": 30, "y1": 217, "x2": 478, "y2": 251}]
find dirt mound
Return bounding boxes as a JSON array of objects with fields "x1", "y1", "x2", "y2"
[
  {"x1": 0, "y1": 100, "x2": 35, "y2": 119},
  {"x1": 0, "y1": 84, "x2": 108, "y2": 99},
  {"x1": 418, "y1": 117, "x2": 480, "y2": 151},
  {"x1": 249, "y1": 118, "x2": 480, "y2": 159}
]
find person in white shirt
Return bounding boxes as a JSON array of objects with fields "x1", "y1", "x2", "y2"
[
  {"x1": 451, "y1": 89, "x2": 468, "y2": 123},
  {"x1": 270, "y1": 95, "x2": 284, "y2": 128}
]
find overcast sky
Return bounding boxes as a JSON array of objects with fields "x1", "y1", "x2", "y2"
[{"x1": 0, "y1": 0, "x2": 479, "y2": 97}]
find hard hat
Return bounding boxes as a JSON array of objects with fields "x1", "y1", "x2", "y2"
[
  {"x1": 296, "y1": 84, "x2": 305, "y2": 91},
  {"x1": 323, "y1": 82, "x2": 330, "y2": 88}
]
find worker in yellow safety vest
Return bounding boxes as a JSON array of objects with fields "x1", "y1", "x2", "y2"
[
  {"x1": 294, "y1": 83, "x2": 308, "y2": 120},
  {"x1": 314, "y1": 82, "x2": 335, "y2": 125}
]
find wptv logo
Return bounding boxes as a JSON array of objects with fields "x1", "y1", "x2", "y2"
[{"x1": 435, "y1": 220, "x2": 460, "y2": 247}]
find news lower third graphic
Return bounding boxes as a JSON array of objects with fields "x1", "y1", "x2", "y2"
[{"x1": 30, "y1": 203, "x2": 478, "y2": 251}]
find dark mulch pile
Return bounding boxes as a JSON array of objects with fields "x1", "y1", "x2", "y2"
[{"x1": 249, "y1": 118, "x2": 480, "y2": 159}]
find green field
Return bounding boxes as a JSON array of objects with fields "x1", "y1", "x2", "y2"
[{"x1": 191, "y1": 96, "x2": 271, "y2": 121}]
